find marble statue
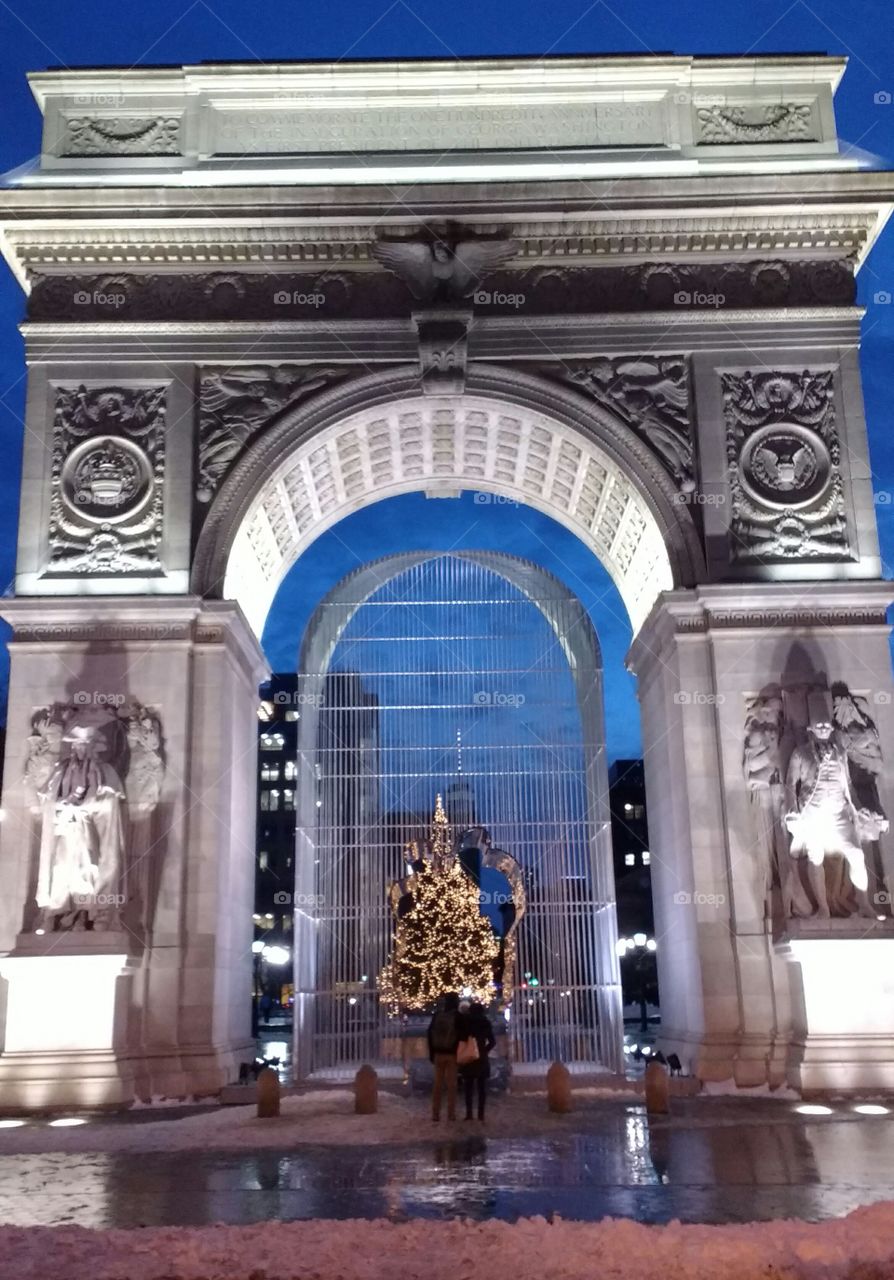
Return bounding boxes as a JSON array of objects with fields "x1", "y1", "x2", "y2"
[
  {"x1": 36, "y1": 724, "x2": 127, "y2": 931},
  {"x1": 784, "y1": 690, "x2": 887, "y2": 919},
  {"x1": 124, "y1": 705, "x2": 165, "y2": 811},
  {"x1": 743, "y1": 687, "x2": 805, "y2": 918}
]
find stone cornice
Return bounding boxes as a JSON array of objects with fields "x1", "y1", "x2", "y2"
[
  {"x1": 2, "y1": 210, "x2": 883, "y2": 277},
  {"x1": 628, "y1": 580, "x2": 894, "y2": 671},
  {"x1": 2, "y1": 173, "x2": 891, "y2": 289},
  {"x1": 19, "y1": 309, "x2": 865, "y2": 364}
]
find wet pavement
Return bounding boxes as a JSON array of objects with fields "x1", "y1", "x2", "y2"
[{"x1": 1, "y1": 1102, "x2": 893, "y2": 1229}]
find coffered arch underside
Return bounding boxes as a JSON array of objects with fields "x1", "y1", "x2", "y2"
[{"x1": 223, "y1": 394, "x2": 675, "y2": 637}]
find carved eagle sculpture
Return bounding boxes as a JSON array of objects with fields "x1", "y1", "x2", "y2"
[{"x1": 370, "y1": 234, "x2": 520, "y2": 302}]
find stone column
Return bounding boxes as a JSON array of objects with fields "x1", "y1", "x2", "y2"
[
  {"x1": 0, "y1": 597, "x2": 268, "y2": 1106},
  {"x1": 629, "y1": 580, "x2": 894, "y2": 1089}
]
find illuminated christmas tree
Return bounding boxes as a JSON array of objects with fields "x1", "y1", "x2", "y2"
[{"x1": 380, "y1": 796, "x2": 498, "y2": 1013}]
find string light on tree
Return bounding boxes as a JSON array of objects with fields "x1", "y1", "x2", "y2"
[{"x1": 380, "y1": 796, "x2": 498, "y2": 1013}]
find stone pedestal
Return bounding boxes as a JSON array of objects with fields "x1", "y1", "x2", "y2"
[
  {"x1": 781, "y1": 923, "x2": 894, "y2": 1093},
  {"x1": 0, "y1": 934, "x2": 134, "y2": 1108}
]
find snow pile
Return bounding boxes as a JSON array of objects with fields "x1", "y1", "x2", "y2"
[{"x1": 3, "y1": 1203, "x2": 894, "y2": 1279}]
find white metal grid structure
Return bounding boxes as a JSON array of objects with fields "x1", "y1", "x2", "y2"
[{"x1": 292, "y1": 551, "x2": 623, "y2": 1077}]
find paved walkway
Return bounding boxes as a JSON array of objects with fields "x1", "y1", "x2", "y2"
[{"x1": 1, "y1": 1100, "x2": 892, "y2": 1228}]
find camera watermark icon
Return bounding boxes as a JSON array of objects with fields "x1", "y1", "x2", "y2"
[
  {"x1": 273, "y1": 289, "x2": 326, "y2": 308},
  {"x1": 673, "y1": 691, "x2": 725, "y2": 706},
  {"x1": 74, "y1": 289, "x2": 126, "y2": 309},
  {"x1": 874, "y1": 890, "x2": 891, "y2": 906},
  {"x1": 74, "y1": 689, "x2": 126, "y2": 708},
  {"x1": 874, "y1": 290, "x2": 892, "y2": 305},
  {"x1": 874, "y1": 491, "x2": 893, "y2": 505},
  {"x1": 673, "y1": 890, "x2": 726, "y2": 906},
  {"x1": 473, "y1": 690, "x2": 526, "y2": 707},
  {"x1": 479, "y1": 889, "x2": 514, "y2": 906},
  {"x1": 874, "y1": 91, "x2": 892, "y2": 105},
  {"x1": 473, "y1": 289, "x2": 526, "y2": 309},
  {"x1": 873, "y1": 691, "x2": 892, "y2": 706},
  {"x1": 472, "y1": 492, "x2": 519, "y2": 507},
  {"x1": 673, "y1": 290, "x2": 726, "y2": 308}
]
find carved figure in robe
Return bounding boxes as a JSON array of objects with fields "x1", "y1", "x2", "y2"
[{"x1": 36, "y1": 724, "x2": 127, "y2": 931}]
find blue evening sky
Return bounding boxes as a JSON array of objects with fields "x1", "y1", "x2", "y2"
[{"x1": 1, "y1": 0, "x2": 894, "y2": 761}]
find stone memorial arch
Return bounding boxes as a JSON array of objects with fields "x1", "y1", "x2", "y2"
[{"x1": 0, "y1": 53, "x2": 893, "y2": 1104}]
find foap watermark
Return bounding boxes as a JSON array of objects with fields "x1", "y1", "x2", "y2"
[
  {"x1": 74, "y1": 892, "x2": 126, "y2": 908},
  {"x1": 672, "y1": 490, "x2": 726, "y2": 507},
  {"x1": 874, "y1": 290, "x2": 892, "y2": 305},
  {"x1": 273, "y1": 891, "x2": 324, "y2": 907},
  {"x1": 874, "y1": 490, "x2": 893, "y2": 506},
  {"x1": 673, "y1": 290, "x2": 726, "y2": 309},
  {"x1": 473, "y1": 289, "x2": 526, "y2": 309},
  {"x1": 473, "y1": 492, "x2": 519, "y2": 507},
  {"x1": 273, "y1": 690, "x2": 325, "y2": 708},
  {"x1": 74, "y1": 289, "x2": 126, "y2": 310},
  {"x1": 672, "y1": 90, "x2": 726, "y2": 107},
  {"x1": 479, "y1": 889, "x2": 515, "y2": 907},
  {"x1": 74, "y1": 689, "x2": 126, "y2": 708},
  {"x1": 73, "y1": 91, "x2": 126, "y2": 108},
  {"x1": 473, "y1": 690, "x2": 526, "y2": 708},
  {"x1": 873, "y1": 691, "x2": 892, "y2": 706},
  {"x1": 874, "y1": 891, "x2": 892, "y2": 907},
  {"x1": 673, "y1": 691, "x2": 726, "y2": 706},
  {"x1": 874, "y1": 90, "x2": 892, "y2": 105},
  {"x1": 673, "y1": 890, "x2": 726, "y2": 907},
  {"x1": 273, "y1": 289, "x2": 326, "y2": 308}
]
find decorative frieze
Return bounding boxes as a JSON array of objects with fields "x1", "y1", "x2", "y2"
[
  {"x1": 27, "y1": 257, "x2": 856, "y2": 323},
  {"x1": 62, "y1": 115, "x2": 181, "y2": 157},
  {"x1": 722, "y1": 369, "x2": 851, "y2": 563},
  {"x1": 696, "y1": 103, "x2": 816, "y2": 145},
  {"x1": 46, "y1": 385, "x2": 166, "y2": 577}
]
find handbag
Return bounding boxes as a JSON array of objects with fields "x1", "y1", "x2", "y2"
[{"x1": 456, "y1": 1035, "x2": 480, "y2": 1066}]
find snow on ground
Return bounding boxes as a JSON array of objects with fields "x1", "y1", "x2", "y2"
[
  {"x1": 0, "y1": 1090, "x2": 645, "y2": 1154},
  {"x1": 3, "y1": 1203, "x2": 894, "y2": 1280},
  {"x1": 0, "y1": 1089, "x2": 872, "y2": 1155}
]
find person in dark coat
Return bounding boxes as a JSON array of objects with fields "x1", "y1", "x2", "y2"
[
  {"x1": 427, "y1": 992, "x2": 463, "y2": 1121},
  {"x1": 458, "y1": 1000, "x2": 496, "y2": 1121}
]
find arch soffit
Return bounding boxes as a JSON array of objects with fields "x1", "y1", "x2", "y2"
[{"x1": 191, "y1": 364, "x2": 703, "y2": 637}]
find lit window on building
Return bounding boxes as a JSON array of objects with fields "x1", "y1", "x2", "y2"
[
  {"x1": 259, "y1": 850, "x2": 269, "y2": 871},
  {"x1": 260, "y1": 733, "x2": 285, "y2": 751},
  {"x1": 261, "y1": 763, "x2": 280, "y2": 782},
  {"x1": 625, "y1": 853, "x2": 636, "y2": 867},
  {"x1": 283, "y1": 788, "x2": 295, "y2": 811},
  {"x1": 284, "y1": 709, "x2": 299, "y2": 722},
  {"x1": 260, "y1": 789, "x2": 281, "y2": 812},
  {"x1": 642, "y1": 850, "x2": 651, "y2": 865},
  {"x1": 284, "y1": 759, "x2": 297, "y2": 781}
]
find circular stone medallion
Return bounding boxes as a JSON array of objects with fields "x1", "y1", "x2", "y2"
[
  {"x1": 61, "y1": 436, "x2": 153, "y2": 523},
  {"x1": 739, "y1": 423, "x2": 831, "y2": 510}
]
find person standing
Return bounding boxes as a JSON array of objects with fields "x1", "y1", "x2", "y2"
[
  {"x1": 459, "y1": 1000, "x2": 496, "y2": 1122},
  {"x1": 427, "y1": 992, "x2": 461, "y2": 1121}
]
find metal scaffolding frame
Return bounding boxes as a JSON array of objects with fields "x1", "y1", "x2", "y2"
[{"x1": 292, "y1": 551, "x2": 623, "y2": 1076}]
